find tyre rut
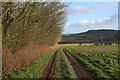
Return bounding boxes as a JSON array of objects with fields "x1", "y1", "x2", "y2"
[
  {"x1": 63, "y1": 48, "x2": 93, "y2": 79},
  {"x1": 40, "y1": 49, "x2": 59, "y2": 79}
]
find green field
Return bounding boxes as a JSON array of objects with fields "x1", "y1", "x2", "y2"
[
  {"x1": 2, "y1": 2, "x2": 119, "y2": 79},
  {"x1": 3, "y1": 44, "x2": 119, "y2": 79},
  {"x1": 64, "y1": 45, "x2": 119, "y2": 78},
  {"x1": 60, "y1": 43, "x2": 118, "y2": 53}
]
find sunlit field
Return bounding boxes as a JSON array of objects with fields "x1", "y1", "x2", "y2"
[
  {"x1": 2, "y1": 1, "x2": 119, "y2": 79},
  {"x1": 60, "y1": 43, "x2": 118, "y2": 53},
  {"x1": 64, "y1": 45, "x2": 119, "y2": 78}
]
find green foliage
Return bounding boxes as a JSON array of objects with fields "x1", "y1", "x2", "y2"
[
  {"x1": 2, "y1": 2, "x2": 68, "y2": 53},
  {"x1": 61, "y1": 30, "x2": 119, "y2": 43},
  {"x1": 65, "y1": 46, "x2": 119, "y2": 78}
]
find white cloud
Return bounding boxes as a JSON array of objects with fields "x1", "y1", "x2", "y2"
[
  {"x1": 63, "y1": 13, "x2": 118, "y2": 34},
  {"x1": 64, "y1": 24, "x2": 70, "y2": 28},
  {"x1": 68, "y1": 3, "x2": 117, "y2": 16},
  {"x1": 71, "y1": 13, "x2": 118, "y2": 28},
  {"x1": 105, "y1": 17, "x2": 110, "y2": 20},
  {"x1": 79, "y1": 19, "x2": 89, "y2": 24},
  {"x1": 97, "y1": 19, "x2": 103, "y2": 23},
  {"x1": 91, "y1": 21, "x2": 95, "y2": 24}
]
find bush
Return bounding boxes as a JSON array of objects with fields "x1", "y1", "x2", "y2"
[{"x1": 2, "y1": 2, "x2": 68, "y2": 53}]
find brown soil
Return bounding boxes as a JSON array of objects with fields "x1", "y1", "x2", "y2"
[
  {"x1": 83, "y1": 46, "x2": 118, "y2": 54},
  {"x1": 40, "y1": 49, "x2": 59, "y2": 79},
  {"x1": 63, "y1": 49, "x2": 94, "y2": 79}
]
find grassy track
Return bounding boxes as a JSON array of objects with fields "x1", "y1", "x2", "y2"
[
  {"x1": 7, "y1": 47, "x2": 74, "y2": 78},
  {"x1": 52, "y1": 48, "x2": 75, "y2": 78},
  {"x1": 4, "y1": 44, "x2": 119, "y2": 79},
  {"x1": 8, "y1": 48, "x2": 58, "y2": 78},
  {"x1": 64, "y1": 46, "x2": 119, "y2": 78}
]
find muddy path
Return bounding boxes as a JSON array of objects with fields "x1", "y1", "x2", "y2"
[
  {"x1": 40, "y1": 49, "x2": 59, "y2": 79},
  {"x1": 63, "y1": 49, "x2": 93, "y2": 79}
]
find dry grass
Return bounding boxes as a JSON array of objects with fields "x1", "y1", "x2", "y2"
[{"x1": 2, "y1": 42, "x2": 54, "y2": 74}]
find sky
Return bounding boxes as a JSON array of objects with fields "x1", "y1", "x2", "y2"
[{"x1": 62, "y1": 2, "x2": 118, "y2": 34}]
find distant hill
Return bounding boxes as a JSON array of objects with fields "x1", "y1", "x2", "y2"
[{"x1": 59, "y1": 29, "x2": 119, "y2": 44}]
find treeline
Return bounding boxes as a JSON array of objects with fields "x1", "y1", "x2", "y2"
[
  {"x1": 2, "y1": 2, "x2": 67, "y2": 53},
  {"x1": 2, "y1": 2, "x2": 68, "y2": 75},
  {"x1": 61, "y1": 30, "x2": 119, "y2": 44}
]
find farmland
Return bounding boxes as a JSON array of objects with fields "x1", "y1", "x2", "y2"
[
  {"x1": 60, "y1": 30, "x2": 119, "y2": 44},
  {"x1": 64, "y1": 45, "x2": 119, "y2": 78},
  {"x1": 5, "y1": 47, "x2": 75, "y2": 79},
  {"x1": 3, "y1": 44, "x2": 119, "y2": 79},
  {"x1": 2, "y1": 2, "x2": 119, "y2": 80}
]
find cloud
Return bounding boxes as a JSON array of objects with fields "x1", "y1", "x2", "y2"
[
  {"x1": 97, "y1": 19, "x2": 103, "y2": 23},
  {"x1": 91, "y1": 21, "x2": 95, "y2": 24},
  {"x1": 79, "y1": 19, "x2": 89, "y2": 24},
  {"x1": 68, "y1": 13, "x2": 118, "y2": 28},
  {"x1": 62, "y1": 13, "x2": 118, "y2": 34},
  {"x1": 64, "y1": 24, "x2": 70, "y2": 28},
  {"x1": 105, "y1": 17, "x2": 110, "y2": 20},
  {"x1": 68, "y1": 3, "x2": 117, "y2": 16}
]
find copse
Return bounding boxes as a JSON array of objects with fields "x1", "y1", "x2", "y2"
[
  {"x1": 2, "y1": 2, "x2": 68, "y2": 53},
  {"x1": 2, "y1": 2, "x2": 68, "y2": 74}
]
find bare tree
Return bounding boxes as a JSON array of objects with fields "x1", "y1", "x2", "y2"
[{"x1": 2, "y1": 2, "x2": 68, "y2": 53}]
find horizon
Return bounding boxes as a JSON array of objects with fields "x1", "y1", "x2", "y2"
[
  {"x1": 62, "y1": 2, "x2": 118, "y2": 34},
  {"x1": 62, "y1": 29, "x2": 118, "y2": 35}
]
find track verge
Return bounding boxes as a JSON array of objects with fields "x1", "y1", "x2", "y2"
[
  {"x1": 63, "y1": 48, "x2": 93, "y2": 79},
  {"x1": 40, "y1": 49, "x2": 59, "y2": 79}
]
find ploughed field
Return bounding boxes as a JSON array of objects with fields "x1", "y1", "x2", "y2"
[{"x1": 6, "y1": 45, "x2": 119, "y2": 79}]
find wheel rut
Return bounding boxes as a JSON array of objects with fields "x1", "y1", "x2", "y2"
[
  {"x1": 39, "y1": 48, "x2": 94, "y2": 79},
  {"x1": 40, "y1": 49, "x2": 59, "y2": 79},
  {"x1": 63, "y1": 48, "x2": 94, "y2": 79}
]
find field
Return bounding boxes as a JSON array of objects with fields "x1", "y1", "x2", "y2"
[
  {"x1": 64, "y1": 45, "x2": 119, "y2": 78},
  {"x1": 4, "y1": 44, "x2": 119, "y2": 79},
  {"x1": 2, "y1": 2, "x2": 119, "y2": 80},
  {"x1": 76, "y1": 45, "x2": 118, "y2": 53}
]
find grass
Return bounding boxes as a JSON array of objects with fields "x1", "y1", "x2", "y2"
[
  {"x1": 4, "y1": 46, "x2": 75, "y2": 78},
  {"x1": 64, "y1": 46, "x2": 119, "y2": 78},
  {"x1": 0, "y1": 72, "x2": 1, "y2": 80},
  {"x1": 60, "y1": 43, "x2": 118, "y2": 53},
  {"x1": 59, "y1": 43, "x2": 95, "y2": 46},
  {"x1": 54, "y1": 48, "x2": 75, "y2": 78},
  {"x1": 6, "y1": 48, "x2": 59, "y2": 78},
  {"x1": 3, "y1": 43, "x2": 119, "y2": 79},
  {"x1": 78, "y1": 45, "x2": 118, "y2": 53},
  {"x1": 59, "y1": 44, "x2": 79, "y2": 47}
]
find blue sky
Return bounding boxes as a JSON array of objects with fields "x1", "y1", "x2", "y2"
[{"x1": 62, "y1": 2, "x2": 118, "y2": 34}]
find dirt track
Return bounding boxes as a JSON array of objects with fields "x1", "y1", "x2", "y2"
[
  {"x1": 39, "y1": 48, "x2": 94, "y2": 79},
  {"x1": 63, "y1": 49, "x2": 93, "y2": 79},
  {"x1": 40, "y1": 49, "x2": 59, "y2": 79}
]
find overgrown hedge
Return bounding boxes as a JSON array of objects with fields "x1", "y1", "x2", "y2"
[{"x1": 2, "y1": 2, "x2": 68, "y2": 53}]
